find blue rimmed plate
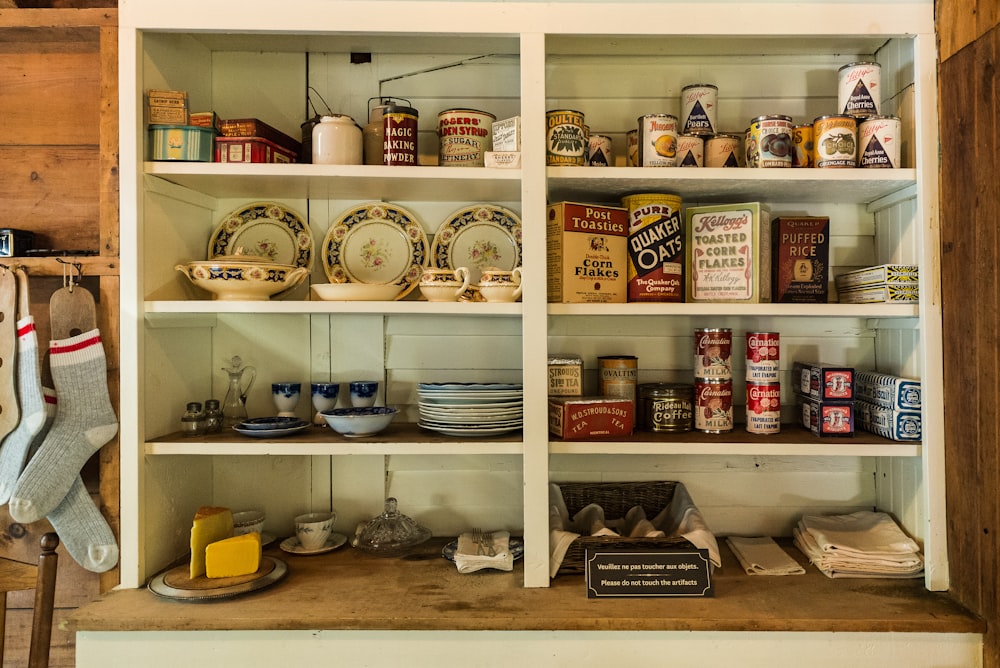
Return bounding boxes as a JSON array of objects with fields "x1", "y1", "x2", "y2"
[
  {"x1": 430, "y1": 204, "x2": 521, "y2": 285},
  {"x1": 209, "y1": 201, "x2": 313, "y2": 270}
]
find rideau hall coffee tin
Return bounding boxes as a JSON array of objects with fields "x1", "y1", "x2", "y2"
[
  {"x1": 858, "y1": 115, "x2": 901, "y2": 168},
  {"x1": 622, "y1": 192, "x2": 684, "y2": 302},
  {"x1": 680, "y1": 84, "x2": 718, "y2": 135},
  {"x1": 437, "y1": 108, "x2": 495, "y2": 167},
  {"x1": 599, "y1": 355, "x2": 639, "y2": 404},
  {"x1": 695, "y1": 378, "x2": 733, "y2": 433},
  {"x1": 547, "y1": 109, "x2": 587, "y2": 166},
  {"x1": 705, "y1": 133, "x2": 742, "y2": 167},
  {"x1": 638, "y1": 383, "x2": 694, "y2": 432},
  {"x1": 638, "y1": 114, "x2": 679, "y2": 167},
  {"x1": 745, "y1": 331, "x2": 780, "y2": 382},
  {"x1": 677, "y1": 134, "x2": 705, "y2": 167},
  {"x1": 383, "y1": 104, "x2": 419, "y2": 166},
  {"x1": 746, "y1": 115, "x2": 793, "y2": 168},
  {"x1": 792, "y1": 124, "x2": 814, "y2": 168},
  {"x1": 694, "y1": 327, "x2": 732, "y2": 379},
  {"x1": 746, "y1": 381, "x2": 781, "y2": 434},
  {"x1": 838, "y1": 61, "x2": 881, "y2": 117},
  {"x1": 814, "y1": 114, "x2": 857, "y2": 168}
]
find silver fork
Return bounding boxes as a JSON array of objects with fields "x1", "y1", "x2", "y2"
[
  {"x1": 472, "y1": 528, "x2": 486, "y2": 555},
  {"x1": 480, "y1": 530, "x2": 496, "y2": 556}
]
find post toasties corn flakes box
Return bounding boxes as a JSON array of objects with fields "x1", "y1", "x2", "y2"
[
  {"x1": 547, "y1": 202, "x2": 628, "y2": 303},
  {"x1": 686, "y1": 202, "x2": 771, "y2": 303}
]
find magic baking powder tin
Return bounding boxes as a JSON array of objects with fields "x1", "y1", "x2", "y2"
[
  {"x1": 814, "y1": 114, "x2": 858, "y2": 168},
  {"x1": 694, "y1": 327, "x2": 732, "y2": 379},
  {"x1": 746, "y1": 115, "x2": 793, "y2": 168},
  {"x1": 383, "y1": 104, "x2": 419, "y2": 166},
  {"x1": 546, "y1": 109, "x2": 587, "y2": 166},
  {"x1": 437, "y1": 108, "x2": 495, "y2": 167},
  {"x1": 638, "y1": 382, "x2": 694, "y2": 433},
  {"x1": 746, "y1": 381, "x2": 781, "y2": 434},
  {"x1": 838, "y1": 61, "x2": 881, "y2": 117},
  {"x1": 858, "y1": 115, "x2": 901, "y2": 168},
  {"x1": 695, "y1": 378, "x2": 733, "y2": 433},
  {"x1": 680, "y1": 84, "x2": 718, "y2": 135},
  {"x1": 705, "y1": 133, "x2": 742, "y2": 167},
  {"x1": 638, "y1": 114, "x2": 679, "y2": 167}
]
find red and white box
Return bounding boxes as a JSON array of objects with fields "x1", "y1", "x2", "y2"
[
  {"x1": 548, "y1": 396, "x2": 634, "y2": 439},
  {"x1": 215, "y1": 137, "x2": 297, "y2": 164}
]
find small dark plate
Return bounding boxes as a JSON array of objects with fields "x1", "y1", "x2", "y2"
[{"x1": 237, "y1": 416, "x2": 309, "y2": 431}]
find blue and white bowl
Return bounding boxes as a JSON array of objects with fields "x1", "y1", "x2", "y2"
[{"x1": 322, "y1": 406, "x2": 398, "y2": 437}]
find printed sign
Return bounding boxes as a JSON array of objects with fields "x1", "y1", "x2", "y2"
[{"x1": 585, "y1": 549, "x2": 714, "y2": 598}]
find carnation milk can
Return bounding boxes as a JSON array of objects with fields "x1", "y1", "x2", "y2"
[
  {"x1": 695, "y1": 378, "x2": 733, "y2": 433},
  {"x1": 694, "y1": 327, "x2": 732, "y2": 380},
  {"x1": 680, "y1": 84, "x2": 718, "y2": 135},
  {"x1": 746, "y1": 381, "x2": 781, "y2": 434},
  {"x1": 858, "y1": 115, "x2": 901, "y2": 168},
  {"x1": 622, "y1": 192, "x2": 684, "y2": 302},
  {"x1": 838, "y1": 61, "x2": 881, "y2": 117},
  {"x1": 437, "y1": 108, "x2": 495, "y2": 167},
  {"x1": 546, "y1": 109, "x2": 587, "y2": 166},
  {"x1": 638, "y1": 114, "x2": 679, "y2": 167},
  {"x1": 745, "y1": 331, "x2": 779, "y2": 382}
]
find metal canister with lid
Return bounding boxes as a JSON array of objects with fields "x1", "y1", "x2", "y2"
[
  {"x1": 638, "y1": 382, "x2": 694, "y2": 432},
  {"x1": 383, "y1": 104, "x2": 419, "y2": 166},
  {"x1": 599, "y1": 355, "x2": 638, "y2": 404}
]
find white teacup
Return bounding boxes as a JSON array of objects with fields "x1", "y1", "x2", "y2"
[
  {"x1": 478, "y1": 266, "x2": 522, "y2": 302},
  {"x1": 419, "y1": 267, "x2": 471, "y2": 302},
  {"x1": 294, "y1": 511, "x2": 335, "y2": 550}
]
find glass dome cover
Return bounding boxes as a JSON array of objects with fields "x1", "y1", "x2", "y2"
[{"x1": 353, "y1": 497, "x2": 432, "y2": 557}]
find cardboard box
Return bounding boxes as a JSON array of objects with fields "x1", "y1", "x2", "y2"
[
  {"x1": 772, "y1": 216, "x2": 830, "y2": 303},
  {"x1": 835, "y1": 264, "x2": 919, "y2": 291},
  {"x1": 548, "y1": 396, "x2": 634, "y2": 439},
  {"x1": 547, "y1": 202, "x2": 628, "y2": 303},
  {"x1": 146, "y1": 89, "x2": 189, "y2": 126},
  {"x1": 492, "y1": 116, "x2": 521, "y2": 151},
  {"x1": 686, "y1": 202, "x2": 771, "y2": 303},
  {"x1": 215, "y1": 137, "x2": 298, "y2": 164},
  {"x1": 838, "y1": 284, "x2": 919, "y2": 303},
  {"x1": 219, "y1": 118, "x2": 302, "y2": 156},
  {"x1": 548, "y1": 353, "x2": 584, "y2": 397},
  {"x1": 792, "y1": 361, "x2": 854, "y2": 402},
  {"x1": 801, "y1": 398, "x2": 855, "y2": 437}
]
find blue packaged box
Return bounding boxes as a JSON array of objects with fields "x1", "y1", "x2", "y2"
[
  {"x1": 855, "y1": 370, "x2": 921, "y2": 411},
  {"x1": 149, "y1": 125, "x2": 215, "y2": 162},
  {"x1": 856, "y1": 399, "x2": 921, "y2": 441}
]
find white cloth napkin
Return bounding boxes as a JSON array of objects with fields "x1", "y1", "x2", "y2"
[
  {"x1": 454, "y1": 530, "x2": 514, "y2": 574},
  {"x1": 799, "y1": 510, "x2": 921, "y2": 557},
  {"x1": 726, "y1": 536, "x2": 805, "y2": 576}
]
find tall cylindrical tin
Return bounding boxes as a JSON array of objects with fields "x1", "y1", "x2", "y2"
[
  {"x1": 626, "y1": 129, "x2": 639, "y2": 166},
  {"x1": 364, "y1": 97, "x2": 409, "y2": 165},
  {"x1": 858, "y1": 115, "x2": 901, "y2": 168},
  {"x1": 638, "y1": 114, "x2": 679, "y2": 167},
  {"x1": 312, "y1": 114, "x2": 363, "y2": 165},
  {"x1": 680, "y1": 84, "x2": 718, "y2": 135},
  {"x1": 745, "y1": 331, "x2": 780, "y2": 382},
  {"x1": 695, "y1": 378, "x2": 733, "y2": 433},
  {"x1": 705, "y1": 133, "x2": 742, "y2": 167},
  {"x1": 638, "y1": 383, "x2": 694, "y2": 433},
  {"x1": 746, "y1": 115, "x2": 793, "y2": 168},
  {"x1": 676, "y1": 134, "x2": 704, "y2": 167},
  {"x1": 383, "y1": 104, "x2": 419, "y2": 166},
  {"x1": 546, "y1": 109, "x2": 587, "y2": 166},
  {"x1": 622, "y1": 192, "x2": 684, "y2": 303},
  {"x1": 588, "y1": 134, "x2": 614, "y2": 166},
  {"x1": 599, "y1": 355, "x2": 639, "y2": 404},
  {"x1": 838, "y1": 61, "x2": 881, "y2": 117},
  {"x1": 437, "y1": 108, "x2": 495, "y2": 167},
  {"x1": 694, "y1": 327, "x2": 732, "y2": 379},
  {"x1": 746, "y1": 381, "x2": 781, "y2": 434},
  {"x1": 814, "y1": 114, "x2": 857, "y2": 168},
  {"x1": 792, "y1": 124, "x2": 814, "y2": 168}
]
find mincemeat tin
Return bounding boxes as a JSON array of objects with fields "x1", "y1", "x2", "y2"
[
  {"x1": 705, "y1": 133, "x2": 742, "y2": 167},
  {"x1": 438, "y1": 108, "x2": 495, "y2": 167},
  {"x1": 838, "y1": 61, "x2": 881, "y2": 117},
  {"x1": 546, "y1": 109, "x2": 587, "y2": 166},
  {"x1": 695, "y1": 378, "x2": 733, "y2": 433},
  {"x1": 638, "y1": 382, "x2": 694, "y2": 433},
  {"x1": 599, "y1": 355, "x2": 639, "y2": 404},
  {"x1": 588, "y1": 134, "x2": 613, "y2": 166},
  {"x1": 814, "y1": 114, "x2": 857, "y2": 168},
  {"x1": 746, "y1": 331, "x2": 779, "y2": 382},
  {"x1": 680, "y1": 84, "x2": 718, "y2": 135},
  {"x1": 677, "y1": 134, "x2": 705, "y2": 167},
  {"x1": 638, "y1": 114, "x2": 679, "y2": 167},
  {"x1": 622, "y1": 192, "x2": 684, "y2": 302},
  {"x1": 792, "y1": 124, "x2": 814, "y2": 168},
  {"x1": 858, "y1": 115, "x2": 901, "y2": 168},
  {"x1": 746, "y1": 115, "x2": 793, "y2": 168},
  {"x1": 694, "y1": 327, "x2": 732, "y2": 379},
  {"x1": 746, "y1": 381, "x2": 781, "y2": 434}
]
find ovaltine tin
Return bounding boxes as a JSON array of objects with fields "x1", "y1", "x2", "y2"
[
  {"x1": 814, "y1": 114, "x2": 857, "y2": 168},
  {"x1": 588, "y1": 134, "x2": 613, "y2": 166},
  {"x1": 858, "y1": 115, "x2": 901, "y2": 168},
  {"x1": 622, "y1": 193, "x2": 684, "y2": 302},
  {"x1": 694, "y1": 327, "x2": 732, "y2": 380},
  {"x1": 383, "y1": 104, "x2": 419, "y2": 166},
  {"x1": 599, "y1": 355, "x2": 639, "y2": 404},
  {"x1": 676, "y1": 134, "x2": 704, "y2": 167},
  {"x1": 705, "y1": 133, "x2": 742, "y2": 168},
  {"x1": 695, "y1": 378, "x2": 733, "y2": 433},
  {"x1": 438, "y1": 108, "x2": 495, "y2": 167},
  {"x1": 746, "y1": 331, "x2": 779, "y2": 382},
  {"x1": 746, "y1": 115, "x2": 793, "y2": 168},
  {"x1": 638, "y1": 114, "x2": 679, "y2": 167},
  {"x1": 746, "y1": 381, "x2": 781, "y2": 434},
  {"x1": 546, "y1": 109, "x2": 587, "y2": 166},
  {"x1": 792, "y1": 124, "x2": 814, "y2": 168},
  {"x1": 638, "y1": 383, "x2": 694, "y2": 433},
  {"x1": 838, "y1": 61, "x2": 881, "y2": 117},
  {"x1": 680, "y1": 84, "x2": 718, "y2": 135},
  {"x1": 626, "y1": 130, "x2": 639, "y2": 166}
]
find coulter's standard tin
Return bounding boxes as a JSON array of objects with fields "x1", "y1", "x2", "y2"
[
  {"x1": 705, "y1": 133, "x2": 742, "y2": 167},
  {"x1": 746, "y1": 115, "x2": 793, "y2": 168},
  {"x1": 746, "y1": 381, "x2": 781, "y2": 434},
  {"x1": 638, "y1": 383, "x2": 694, "y2": 433},
  {"x1": 814, "y1": 114, "x2": 857, "y2": 168},
  {"x1": 626, "y1": 129, "x2": 639, "y2": 166},
  {"x1": 638, "y1": 114, "x2": 679, "y2": 167},
  {"x1": 437, "y1": 108, "x2": 495, "y2": 167},
  {"x1": 383, "y1": 104, "x2": 419, "y2": 166},
  {"x1": 680, "y1": 84, "x2": 718, "y2": 135},
  {"x1": 622, "y1": 192, "x2": 684, "y2": 302},
  {"x1": 588, "y1": 134, "x2": 614, "y2": 166},
  {"x1": 694, "y1": 327, "x2": 732, "y2": 379},
  {"x1": 547, "y1": 109, "x2": 587, "y2": 166},
  {"x1": 858, "y1": 115, "x2": 901, "y2": 168},
  {"x1": 792, "y1": 124, "x2": 814, "y2": 168},
  {"x1": 695, "y1": 378, "x2": 733, "y2": 433},
  {"x1": 677, "y1": 134, "x2": 705, "y2": 167},
  {"x1": 599, "y1": 355, "x2": 639, "y2": 404},
  {"x1": 838, "y1": 61, "x2": 881, "y2": 117},
  {"x1": 745, "y1": 331, "x2": 780, "y2": 382}
]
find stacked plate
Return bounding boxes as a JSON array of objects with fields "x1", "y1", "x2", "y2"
[
  {"x1": 234, "y1": 416, "x2": 310, "y2": 438},
  {"x1": 417, "y1": 383, "x2": 523, "y2": 437}
]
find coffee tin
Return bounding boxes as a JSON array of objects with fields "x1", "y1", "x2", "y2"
[
  {"x1": 745, "y1": 331, "x2": 780, "y2": 382},
  {"x1": 626, "y1": 129, "x2": 639, "y2": 166},
  {"x1": 638, "y1": 114, "x2": 679, "y2": 167},
  {"x1": 383, "y1": 104, "x2": 419, "y2": 166},
  {"x1": 694, "y1": 327, "x2": 732, "y2": 379},
  {"x1": 437, "y1": 108, "x2": 495, "y2": 167},
  {"x1": 694, "y1": 378, "x2": 733, "y2": 433},
  {"x1": 677, "y1": 134, "x2": 705, "y2": 167},
  {"x1": 746, "y1": 115, "x2": 793, "y2": 168},
  {"x1": 746, "y1": 381, "x2": 781, "y2": 434},
  {"x1": 599, "y1": 355, "x2": 639, "y2": 404},
  {"x1": 838, "y1": 61, "x2": 881, "y2": 117},
  {"x1": 858, "y1": 115, "x2": 901, "y2": 168},
  {"x1": 814, "y1": 114, "x2": 857, "y2": 168},
  {"x1": 680, "y1": 84, "x2": 718, "y2": 135},
  {"x1": 546, "y1": 109, "x2": 587, "y2": 166},
  {"x1": 705, "y1": 133, "x2": 742, "y2": 167},
  {"x1": 638, "y1": 383, "x2": 694, "y2": 433},
  {"x1": 588, "y1": 134, "x2": 614, "y2": 166},
  {"x1": 792, "y1": 124, "x2": 814, "y2": 168},
  {"x1": 622, "y1": 192, "x2": 684, "y2": 302}
]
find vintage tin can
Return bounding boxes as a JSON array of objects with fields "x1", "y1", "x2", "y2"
[
  {"x1": 149, "y1": 125, "x2": 214, "y2": 162},
  {"x1": 745, "y1": 331, "x2": 780, "y2": 382},
  {"x1": 383, "y1": 104, "x2": 419, "y2": 166},
  {"x1": 546, "y1": 109, "x2": 587, "y2": 166},
  {"x1": 638, "y1": 383, "x2": 694, "y2": 433},
  {"x1": 838, "y1": 61, "x2": 881, "y2": 117},
  {"x1": 746, "y1": 381, "x2": 781, "y2": 434},
  {"x1": 814, "y1": 114, "x2": 857, "y2": 168},
  {"x1": 676, "y1": 134, "x2": 704, "y2": 167},
  {"x1": 548, "y1": 353, "x2": 584, "y2": 397},
  {"x1": 858, "y1": 115, "x2": 901, "y2": 168},
  {"x1": 638, "y1": 114, "x2": 679, "y2": 167},
  {"x1": 705, "y1": 133, "x2": 742, "y2": 167},
  {"x1": 438, "y1": 108, "x2": 495, "y2": 167},
  {"x1": 588, "y1": 134, "x2": 614, "y2": 166},
  {"x1": 622, "y1": 192, "x2": 684, "y2": 303},
  {"x1": 686, "y1": 202, "x2": 772, "y2": 303},
  {"x1": 746, "y1": 115, "x2": 793, "y2": 168},
  {"x1": 694, "y1": 327, "x2": 732, "y2": 380},
  {"x1": 694, "y1": 378, "x2": 733, "y2": 433},
  {"x1": 599, "y1": 355, "x2": 639, "y2": 404},
  {"x1": 680, "y1": 84, "x2": 718, "y2": 135},
  {"x1": 792, "y1": 124, "x2": 814, "y2": 168},
  {"x1": 626, "y1": 129, "x2": 639, "y2": 166}
]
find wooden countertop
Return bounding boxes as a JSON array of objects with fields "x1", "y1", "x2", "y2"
[{"x1": 69, "y1": 539, "x2": 983, "y2": 635}]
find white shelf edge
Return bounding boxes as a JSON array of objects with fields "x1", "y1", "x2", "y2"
[
  {"x1": 144, "y1": 440, "x2": 525, "y2": 456},
  {"x1": 549, "y1": 441, "x2": 921, "y2": 457},
  {"x1": 144, "y1": 300, "x2": 524, "y2": 316},
  {"x1": 145, "y1": 162, "x2": 522, "y2": 181},
  {"x1": 548, "y1": 303, "x2": 919, "y2": 317}
]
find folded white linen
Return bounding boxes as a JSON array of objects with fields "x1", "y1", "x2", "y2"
[
  {"x1": 796, "y1": 521, "x2": 923, "y2": 569},
  {"x1": 623, "y1": 506, "x2": 666, "y2": 539},
  {"x1": 454, "y1": 530, "x2": 514, "y2": 574},
  {"x1": 650, "y1": 483, "x2": 721, "y2": 568},
  {"x1": 793, "y1": 527, "x2": 924, "y2": 579},
  {"x1": 800, "y1": 510, "x2": 920, "y2": 556},
  {"x1": 726, "y1": 536, "x2": 805, "y2": 576},
  {"x1": 574, "y1": 503, "x2": 621, "y2": 537}
]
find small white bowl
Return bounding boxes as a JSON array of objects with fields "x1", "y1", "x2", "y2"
[
  {"x1": 311, "y1": 283, "x2": 404, "y2": 301},
  {"x1": 233, "y1": 510, "x2": 266, "y2": 536},
  {"x1": 176, "y1": 260, "x2": 308, "y2": 301},
  {"x1": 321, "y1": 407, "x2": 398, "y2": 437}
]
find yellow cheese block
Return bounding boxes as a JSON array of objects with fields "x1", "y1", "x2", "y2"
[
  {"x1": 190, "y1": 506, "x2": 234, "y2": 578},
  {"x1": 205, "y1": 532, "x2": 262, "y2": 578}
]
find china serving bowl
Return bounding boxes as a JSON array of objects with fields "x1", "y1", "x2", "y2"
[
  {"x1": 233, "y1": 510, "x2": 266, "y2": 536},
  {"x1": 176, "y1": 259, "x2": 308, "y2": 301},
  {"x1": 311, "y1": 283, "x2": 404, "y2": 301},
  {"x1": 321, "y1": 406, "x2": 398, "y2": 436}
]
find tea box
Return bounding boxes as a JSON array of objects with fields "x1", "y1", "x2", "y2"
[
  {"x1": 686, "y1": 202, "x2": 771, "y2": 303},
  {"x1": 792, "y1": 361, "x2": 854, "y2": 402},
  {"x1": 548, "y1": 396, "x2": 634, "y2": 439},
  {"x1": 548, "y1": 353, "x2": 584, "y2": 397},
  {"x1": 547, "y1": 202, "x2": 628, "y2": 303},
  {"x1": 772, "y1": 216, "x2": 830, "y2": 303}
]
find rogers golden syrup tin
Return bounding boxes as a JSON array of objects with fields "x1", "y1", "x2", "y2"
[
  {"x1": 792, "y1": 124, "x2": 814, "y2": 168},
  {"x1": 694, "y1": 327, "x2": 732, "y2": 379},
  {"x1": 599, "y1": 355, "x2": 639, "y2": 404},
  {"x1": 746, "y1": 381, "x2": 781, "y2": 434},
  {"x1": 858, "y1": 115, "x2": 901, "y2": 168},
  {"x1": 638, "y1": 383, "x2": 694, "y2": 433},
  {"x1": 680, "y1": 84, "x2": 718, "y2": 135},
  {"x1": 747, "y1": 115, "x2": 793, "y2": 168},
  {"x1": 547, "y1": 109, "x2": 587, "y2": 166},
  {"x1": 622, "y1": 192, "x2": 684, "y2": 302},
  {"x1": 838, "y1": 61, "x2": 881, "y2": 117},
  {"x1": 705, "y1": 133, "x2": 742, "y2": 167},
  {"x1": 814, "y1": 114, "x2": 858, "y2": 168},
  {"x1": 745, "y1": 331, "x2": 779, "y2": 382},
  {"x1": 695, "y1": 378, "x2": 733, "y2": 433},
  {"x1": 677, "y1": 134, "x2": 704, "y2": 167},
  {"x1": 638, "y1": 114, "x2": 679, "y2": 167},
  {"x1": 437, "y1": 108, "x2": 495, "y2": 167}
]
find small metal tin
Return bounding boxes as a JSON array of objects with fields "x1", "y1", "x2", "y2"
[
  {"x1": 746, "y1": 381, "x2": 781, "y2": 434},
  {"x1": 745, "y1": 331, "x2": 780, "y2": 382},
  {"x1": 705, "y1": 133, "x2": 742, "y2": 167},
  {"x1": 587, "y1": 134, "x2": 614, "y2": 166},
  {"x1": 792, "y1": 124, "x2": 814, "y2": 168},
  {"x1": 546, "y1": 109, "x2": 587, "y2": 166},
  {"x1": 746, "y1": 115, "x2": 793, "y2": 168},
  {"x1": 0, "y1": 229, "x2": 34, "y2": 257},
  {"x1": 437, "y1": 108, "x2": 495, "y2": 167},
  {"x1": 383, "y1": 104, "x2": 419, "y2": 166},
  {"x1": 676, "y1": 134, "x2": 705, "y2": 167},
  {"x1": 680, "y1": 84, "x2": 718, "y2": 135},
  {"x1": 814, "y1": 114, "x2": 857, "y2": 168},
  {"x1": 838, "y1": 61, "x2": 881, "y2": 117},
  {"x1": 695, "y1": 378, "x2": 733, "y2": 433},
  {"x1": 858, "y1": 115, "x2": 901, "y2": 168},
  {"x1": 599, "y1": 355, "x2": 639, "y2": 404},
  {"x1": 638, "y1": 114, "x2": 679, "y2": 167},
  {"x1": 694, "y1": 327, "x2": 732, "y2": 379},
  {"x1": 638, "y1": 383, "x2": 694, "y2": 433},
  {"x1": 626, "y1": 129, "x2": 639, "y2": 166}
]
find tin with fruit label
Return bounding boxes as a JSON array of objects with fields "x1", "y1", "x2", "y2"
[
  {"x1": 705, "y1": 133, "x2": 742, "y2": 167},
  {"x1": 680, "y1": 84, "x2": 718, "y2": 135},
  {"x1": 546, "y1": 109, "x2": 587, "y2": 166},
  {"x1": 694, "y1": 327, "x2": 732, "y2": 380},
  {"x1": 792, "y1": 124, "x2": 814, "y2": 168},
  {"x1": 638, "y1": 114, "x2": 679, "y2": 167},
  {"x1": 838, "y1": 61, "x2": 881, "y2": 117},
  {"x1": 814, "y1": 114, "x2": 857, "y2": 168},
  {"x1": 858, "y1": 115, "x2": 901, "y2": 168},
  {"x1": 677, "y1": 134, "x2": 704, "y2": 167},
  {"x1": 746, "y1": 331, "x2": 779, "y2": 382},
  {"x1": 746, "y1": 381, "x2": 781, "y2": 434},
  {"x1": 626, "y1": 129, "x2": 639, "y2": 166},
  {"x1": 695, "y1": 378, "x2": 733, "y2": 433},
  {"x1": 746, "y1": 115, "x2": 793, "y2": 168},
  {"x1": 588, "y1": 134, "x2": 613, "y2": 166}
]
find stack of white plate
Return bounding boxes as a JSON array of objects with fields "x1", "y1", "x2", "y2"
[{"x1": 417, "y1": 383, "x2": 523, "y2": 437}]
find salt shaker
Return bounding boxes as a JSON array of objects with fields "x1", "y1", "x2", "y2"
[
  {"x1": 181, "y1": 402, "x2": 206, "y2": 437},
  {"x1": 203, "y1": 399, "x2": 223, "y2": 434}
]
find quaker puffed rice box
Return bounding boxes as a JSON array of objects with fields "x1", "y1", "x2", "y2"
[{"x1": 772, "y1": 216, "x2": 830, "y2": 303}]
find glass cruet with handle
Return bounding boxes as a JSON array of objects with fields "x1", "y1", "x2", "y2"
[{"x1": 220, "y1": 355, "x2": 256, "y2": 429}]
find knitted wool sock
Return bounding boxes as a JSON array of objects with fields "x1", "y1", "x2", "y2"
[
  {"x1": 9, "y1": 329, "x2": 118, "y2": 523},
  {"x1": 0, "y1": 317, "x2": 47, "y2": 504},
  {"x1": 47, "y1": 475, "x2": 119, "y2": 573}
]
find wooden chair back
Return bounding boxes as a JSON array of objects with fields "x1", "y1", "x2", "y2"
[{"x1": 0, "y1": 532, "x2": 59, "y2": 668}]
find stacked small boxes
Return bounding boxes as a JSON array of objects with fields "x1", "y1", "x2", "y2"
[
  {"x1": 216, "y1": 118, "x2": 301, "y2": 164},
  {"x1": 836, "y1": 264, "x2": 919, "y2": 303},
  {"x1": 146, "y1": 89, "x2": 189, "y2": 125},
  {"x1": 792, "y1": 361, "x2": 855, "y2": 436},
  {"x1": 147, "y1": 89, "x2": 216, "y2": 162},
  {"x1": 855, "y1": 370, "x2": 922, "y2": 441},
  {"x1": 546, "y1": 353, "x2": 635, "y2": 439}
]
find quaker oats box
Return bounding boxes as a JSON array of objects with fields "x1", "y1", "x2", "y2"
[
  {"x1": 772, "y1": 216, "x2": 830, "y2": 303},
  {"x1": 686, "y1": 202, "x2": 771, "y2": 303},
  {"x1": 548, "y1": 396, "x2": 634, "y2": 439},
  {"x1": 547, "y1": 202, "x2": 629, "y2": 303}
]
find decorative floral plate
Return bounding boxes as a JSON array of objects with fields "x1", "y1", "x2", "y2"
[
  {"x1": 208, "y1": 202, "x2": 313, "y2": 269},
  {"x1": 322, "y1": 203, "x2": 428, "y2": 299},
  {"x1": 430, "y1": 205, "x2": 522, "y2": 284}
]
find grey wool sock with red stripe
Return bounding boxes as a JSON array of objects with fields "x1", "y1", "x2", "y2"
[
  {"x1": 9, "y1": 329, "x2": 118, "y2": 524},
  {"x1": 0, "y1": 317, "x2": 47, "y2": 504}
]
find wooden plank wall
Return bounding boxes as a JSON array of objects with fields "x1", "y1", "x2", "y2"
[{"x1": 937, "y1": 1, "x2": 1000, "y2": 667}]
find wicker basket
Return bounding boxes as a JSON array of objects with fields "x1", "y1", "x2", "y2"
[{"x1": 555, "y1": 480, "x2": 697, "y2": 575}]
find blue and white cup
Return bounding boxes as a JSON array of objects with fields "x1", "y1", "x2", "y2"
[
  {"x1": 311, "y1": 382, "x2": 340, "y2": 425},
  {"x1": 272, "y1": 382, "x2": 301, "y2": 418},
  {"x1": 349, "y1": 380, "x2": 379, "y2": 408}
]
